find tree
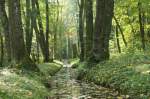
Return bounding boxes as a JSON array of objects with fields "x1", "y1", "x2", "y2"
[
  {"x1": 25, "y1": 0, "x2": 33, "y2": 55},
  {"x1": 114, "y1": 16, "x2": 127, "y2": 47},
  {"x1": 45, "y1": 0, "x2": 51, "y2": 61},
  {"x1": 8, "y1": 0, "x2": 38, "y2": 71},
  {"x1": 0, "y1": 0, "x2": 11, "y2": 61},
  {"x1": 0, "y1": 23, "x2": 4, "y2": 67},
  {"x1": 138, "y1": 2, "x2": 145, "y2": 50},
  {"x1": 78, "y1": 0, "x2": 85, "y2": 62},
  {"x1": 31, "y1": 0, "x2": 50, "y2": 62},
  {"x1": 116, "y1": 26, "x2": 121, "y2": 53},
  {"x1": 91, "y1": 0, "x2": 114, "y2": 62},
  {"x1": 85, "y1": 0, "x2": 93, "y2": 59}
]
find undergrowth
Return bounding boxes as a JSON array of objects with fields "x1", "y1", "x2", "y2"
[
  {"x1": 0, "y1": 62, "x2": 62, "y2": 99},
  {"x1": 77, "y1": 52, "x2": 150, "y2": 99}
]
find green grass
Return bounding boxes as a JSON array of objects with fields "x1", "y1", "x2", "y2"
[
  {"x1": 77, "y1": 52, "x2": 150, "y2": 99},
  {"x1": 0, "y1": 62, "x2": 62, "y2": 99}
]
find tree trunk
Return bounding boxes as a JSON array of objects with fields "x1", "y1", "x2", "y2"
[
  {"x1": 116, "y1": 26, "x2": 121, "y2": 53},
  {"x1": 25, "y1": 0, "x2": 33, "y2": 55},
  {"x1": 31, "y1": 0, "x2": 49, "y2": 62},
  {"x1": 91, "y1": 0, "x2": 114, "y2": 63},
  {"x1": 138, "y1": 2, "x2": 145, "y2": 50},
  {"x1": 72, "y1": 43, "x2": 78, "y2": 58},
  {"x1": 45, "y1": 0, "x2": 50, "y2": 62},
  {"x1": 0, "y1": 0, "x2": 11, "y2": 61},
  {"x1": 114, "y1": 16, "x2": 127, "y2": 47},
  {"x1": 78, "y1": 0, "x2": 85, "y2": 62},
  {"x1": 85, "y1": 0, "x2": 93, "y2": 59},
  {"x1": 8, "y1": 0, "x2": 38, "y2": 71},
  {"x1": 0, "y1": 33, "x2": 4, "y2": 67},
  {"x1": 53, "y1": 0, "x2": 59, "y2": 59}
]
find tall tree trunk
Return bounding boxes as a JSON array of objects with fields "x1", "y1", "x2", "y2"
[
  {"x1": 45, "y1": 0, "x2": 50, "y2": 62},
  {"x1": 78, "y1": 0, "x2": 85, "y2": 62},
  {"x1": 0, "y1": 0, "x2": 11, "y2": 61},
  {"x1": 8, "y1": 0, "x2": 38, "y2": 71},
  {"x1": 36, "y1": 0, "x2": 50, "y2": 62},
  {"x1": 91, "y1": 0, "x2": 114, "y2": 63},
  {"x1": 54, "y1": 0, "x2": 59, "y2": 59},
  {"x1": 31, "y1": 0, "x2": 49, "y2": 62},
  {"x1": 85, "y1": 0, "x2": 93, "y2": 59},
  {"x1": 138, "y1": 2, "x2": 145, "y2": 50},
  {"x1": 25, "y1": 0, "x2": 33, "y2": 55},
  {"x1": 8, "y1": 0, "x2": 26, "y2": 61}
]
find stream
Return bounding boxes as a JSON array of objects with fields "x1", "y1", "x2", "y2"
[{"x1": 48, "y1": 62, "x2": 128, "y2": 99}]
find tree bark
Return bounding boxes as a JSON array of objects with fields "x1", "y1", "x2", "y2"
[
  {"x1": 91, "y1": 0, "x2": 114, "y2": 63},
  {"x1": 138, "y1": 2, "x2": 145, "y2": 50},
  {"x1": 8, "y1": 0, "x2": 38, "y2": 71},
  {"x1": 25, "y1": 0, "x2": 33, "y2": 55},
  {"x1": 116, "y1": 26, "x2": 121, "y2": 53},
  {"x1": 0, "y1": 33, "x2": 4, "y2": 67},
  {"x1": 45, "y1": 0, "x2": 50, "y2": 62},
  {"x1": 78, "y1": 0, "x2": 85, "y2": 62},
  {"x1": 85, "y1": 0, "x2": 93, "y2": 59},
  {"x1": 0, "y1": 0, "x2": 11, "y2": 61},
  {"x1": 31, "y1": 0, "x2": 50, "y2": 62}
]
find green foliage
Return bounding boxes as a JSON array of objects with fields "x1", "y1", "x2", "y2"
[
  {"x1": 77, "y1": 53, "x2": 150, "y2": 98},
  {"x1": 38, "y1": 62, "x2": 62, "y2": 76},
  {"x1": 0, "y1": 69, "x2": 48, "y2": 99},
  {"x1": 112, "y1": 0, "x2": 150, "y2": 52},
  {"x1": 0, "y1": 62, "x2": 62, "y2": 99}
]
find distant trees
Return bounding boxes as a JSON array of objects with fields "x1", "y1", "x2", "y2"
[
  {"x1": 0, "y1": 0, "x2": 53, "y2": 69},
  {"x1": 0, "y1": 0, "x2": 71, "y2": 67},
  {"x1": 0, "y1": 0, "x2": 149, "y2": 67},
  {"x1": 114, "y1": 0, "x2": 150, "y2": 51}
]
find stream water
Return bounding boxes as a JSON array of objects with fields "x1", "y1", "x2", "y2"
[{"x1": 48, "y1": 62, "x2": 127, "y2": 99}]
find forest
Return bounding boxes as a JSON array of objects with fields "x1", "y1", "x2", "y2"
[{"x1": 0, "y1": 0, "x2": 150, "y2": 99}]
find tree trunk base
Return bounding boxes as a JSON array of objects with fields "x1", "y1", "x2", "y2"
[{"x1": 20, "y1": 56, "x2": 40, "y2": 72}]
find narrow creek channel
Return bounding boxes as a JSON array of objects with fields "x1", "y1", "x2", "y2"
[{"x1": 48, "y1": 62, "x2": 127, "y2": 99}]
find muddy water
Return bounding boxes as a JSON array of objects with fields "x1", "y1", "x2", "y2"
[{"x1": 48, "y1": 65, "x2": 127, "y2": 99}]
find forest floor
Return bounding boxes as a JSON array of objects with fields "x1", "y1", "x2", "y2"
[
  {"x1": 75, "y1": 52, "x2": 150, "y2": 99},
  {"x1": 1, "y1": 52, "x2": 150, "y2": 99},
  {"x1": 47, "y1": 60, "x2": 127, "y2": 99},
  {"x1": 0, "y1": 62, "x2": 62, "y2": 99}
]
